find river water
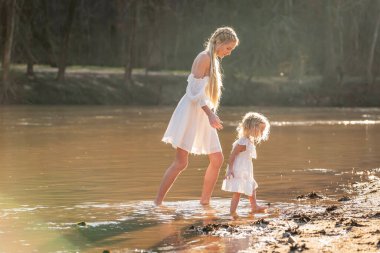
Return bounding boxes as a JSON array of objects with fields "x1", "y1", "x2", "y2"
[{"x1": 0, "y1": 106, "x2": 379, "y2": 252}]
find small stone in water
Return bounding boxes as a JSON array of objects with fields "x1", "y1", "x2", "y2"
[
  {"x1": 288, "y1": 235, "x2": 297, "y2": 244},
  {"x1": 297, "y1": 191, "x2": 323, "y2": 199},
  {"x1": 338, "y1": 196, "x2": 351, "y2": 201},
  {"x1": 77, "y1": 221, "x2": 86, "y2": 226},
  {"x1": 326, "y1": 205, "x2": 338, "y2": 212}
]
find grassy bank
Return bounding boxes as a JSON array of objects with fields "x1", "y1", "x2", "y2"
[{"x1": 3, "y1": 65, "x2": 380, "y2": 106}]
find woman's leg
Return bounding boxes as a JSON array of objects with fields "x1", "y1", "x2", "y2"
[
  {"x1": 154, "y1": 148, "x2": 189, "y2": 205},
  {"x1": 200, "y1": 151, "x2": 224, "y2": 205},
  {"x1": 230, "y1": 192, "x2": 241, "y2": 215}
]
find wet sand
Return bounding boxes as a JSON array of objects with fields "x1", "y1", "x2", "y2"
[{"x1": 189, "y1": 172, "x2": 380, "y2": 252}]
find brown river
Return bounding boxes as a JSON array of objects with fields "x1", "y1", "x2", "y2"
[{"x1": 0, "y1": 106, "x2": 379, "y2": 252}]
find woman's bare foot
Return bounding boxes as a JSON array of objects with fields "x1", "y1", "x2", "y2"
[{"x1": 251, "y1": 205, "x2": 268, "y2": 213}]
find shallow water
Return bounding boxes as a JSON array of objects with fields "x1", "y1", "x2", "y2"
[{"x1": 0, "y1": 106, "x2": 379, "y2": 252}]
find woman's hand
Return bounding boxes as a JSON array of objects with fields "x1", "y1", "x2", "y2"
[
  {"x1": 225, "y1": 168, "x2": 234, "y2": 179},
  {"x1": 208, "y1": 112, "x2": 223, "y2": 130}
]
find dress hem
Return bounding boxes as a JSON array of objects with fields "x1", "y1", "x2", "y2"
[{"x1": 162, "y1": 137, "x2": 222, "y2": 155}]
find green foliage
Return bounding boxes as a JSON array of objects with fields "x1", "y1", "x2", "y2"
[{"x1": 2, "y1": 0, "x2": 380, "y2": 105}]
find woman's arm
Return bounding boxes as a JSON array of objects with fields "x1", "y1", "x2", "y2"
[
  {"x1": 202, "y1": 105, "x2": 223, "y2": 130},
  {"x1": 225, "y1": 144, "x2": 246, "y2": 178},
  {"x1": 191, "y1": 53, "x2": 223, "y2": 129}
]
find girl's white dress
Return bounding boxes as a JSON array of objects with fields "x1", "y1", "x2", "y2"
[
  {"x1": 221, "y1": 137, "x2": 258, "y2": 196},
  {"x1": 162, "y1": 74, "x2": 222, "y2": 155}
]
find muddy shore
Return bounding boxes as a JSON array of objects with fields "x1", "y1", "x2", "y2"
[{"x1": 189, "y1": 171, "x2": 380, "y2": 252}]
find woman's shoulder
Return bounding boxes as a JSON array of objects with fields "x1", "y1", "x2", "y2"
[
  {"x1": 195, "y1": 50, "x2": 211, "y2": 62},
  {"x1": 191, "y1": 51, "x2": 211, "y2": 79},
  {"x1": 191, "y1": 51, "x2": 211, "y2": 71}
]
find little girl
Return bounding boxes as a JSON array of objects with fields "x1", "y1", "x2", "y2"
[
  {"x1": 154, "y1": 27, "x2": 239, "y2": 206},
  {"x1": 221, "y1": 112, "x2": 270, "y2": 216}
]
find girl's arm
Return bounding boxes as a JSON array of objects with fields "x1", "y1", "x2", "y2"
[{"x1": 225, "y1": 144, "x2": 246, "y2": 178}]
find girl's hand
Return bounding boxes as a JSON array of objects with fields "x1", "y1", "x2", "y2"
[
  {"x1": 225, "y1": 169, "x2": 234, "y2": 179},
  {"x1": 208, "y1": 112, "x2": 223, "y2": 130}
]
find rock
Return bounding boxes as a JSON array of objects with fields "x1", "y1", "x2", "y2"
[
  {"x1": 251, "y1": 218, "x2": 269, "y2": 226},
  {"x1": 77, "y1": 221, "x2": 86, "y2": 226},
  {"x1": 345, "y1": 219, "x2": 365, "y2": 227},
  {"x1": 297, "y1": 191, "x2": 323, "y2": 200},
  {"x1": 338, "y1": 196, "x2": 351, "y2": 202},
  {"x1": 289, "y1": 243, "x2": 308, "y2": 252},
  {"x1": 288, "y1": 235, "x2": 297, "y2": 244},
  {"x1": 326, "y1": 205, "x2": 338, "y2": 212},
  {"x1": 285, "y1": 225, "x2": 300, "y2": 235},
  {"x1": 292, "y1": 213, "x2": 312, "y2": 223}
]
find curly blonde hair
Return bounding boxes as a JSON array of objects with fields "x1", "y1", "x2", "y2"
[
  {"x1": 237, "y1": 112, "x2": 270, "y2": 144},
  {"x1": 204, "y1": 27, "x2": 239, "y2": 111}
]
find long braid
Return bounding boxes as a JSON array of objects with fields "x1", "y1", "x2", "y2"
[{"x1": 205, "y1": 27, "x2": 239, "y2": 112}]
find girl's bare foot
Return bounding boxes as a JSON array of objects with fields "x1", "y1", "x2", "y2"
[
  {"x1": 200, "y1": 201, "x2": 210, "y2": 206},
  {"x1": 251, "y1": 205, "x2": 268, "y2": 213},
  {"x1": 230, "y1": 212, "x2": 239, "y2": 219}
]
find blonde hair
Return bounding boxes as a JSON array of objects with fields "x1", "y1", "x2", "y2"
[
  {"x1": 204, "y1": 27, "x2": 239, "y2": 111},
  {"x1": 237, "y1": 112, "x2": 270, "y2": 144}
]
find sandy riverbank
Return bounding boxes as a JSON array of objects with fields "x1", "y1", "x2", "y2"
[{"x1": 189, "y1": 171, "x2": 380, "y2": 252}]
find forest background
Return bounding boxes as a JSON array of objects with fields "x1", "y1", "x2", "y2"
[{"x1": 1, "y1": 0, "x2": 380, "y2": 106}]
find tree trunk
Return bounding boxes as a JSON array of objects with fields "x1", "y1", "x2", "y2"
[
  {"x1": 115, "y1": 0, "x2": 127, "y2": 66},
  {"x1": 124, "y1": 0, "x2": 137, "y2": 89},
  {"x1": 323, "y1": 0, "x2": 338, "y2": 83},
  {"x1": 56, "y1": 0, "x2": 78, "y2": 81},
  {"x1": 40, "y1": 0, "x2": 56, "y2": 67},
  {"x1": 173, "y1": 0, "x2": 186, "y2": 67},
  {"x1": 367, "y1": 3, "x2": 380, "y2": 90},
  {"x1": 145, "y1": 0, "x2": 163, "y2": 72},
  {"x1": 20, "y1": 0, "x2": 35, "y2": 77},
  {"x1": 0, "y1": 0, "x2": 16, "y2": 103}
]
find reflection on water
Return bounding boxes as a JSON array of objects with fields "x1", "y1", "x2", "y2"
[{"x1": 0, "y1": 106, "x2": 379, "y2": 252}]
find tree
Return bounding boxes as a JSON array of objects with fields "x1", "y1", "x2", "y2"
[
  {"x1": 0, "y1": 0, "x2": 17, "y2": 103},
  {"x1": 367, "y1": 0, "x2": 380, "y2": 90},
  {"x1": 56, "y1": 0, "x2": 78, "y2": 81},
  {"x1": 19, "y1": 0, "x2": 36, "y2": 77},
  {"x1": 114, "y1": 0, "x2": 138, "y2": 89}
]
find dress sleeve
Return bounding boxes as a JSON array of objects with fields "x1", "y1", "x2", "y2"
[
  {"x1": 236, "y1": 138, "x2": 248, "y2": 146},
  {"x1": 251, "y1": 144, "x2": 257, "y2": 159},
  {"x1": 185, "y1": 74, "x2": 208, "y2": 107}
]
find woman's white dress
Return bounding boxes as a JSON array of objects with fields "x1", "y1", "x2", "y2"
[
  {"x1": 221, "y1": 137, "x2": 258, "y2": 196},
  {"x1": 162, "y1": 73, "x2": 222, "y2": 155}
]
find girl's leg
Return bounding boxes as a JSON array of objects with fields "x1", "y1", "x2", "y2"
[
  {"x1": 200, "y1": 151, "x2": 224, "y2": 205},
  {"x1": 154, "y1": 148, "x2": 189, "y2": 205},
  {"x1": 230, "y1": 192, "x2": 241, "y2": 215},
  {"x1": 249, "y1": 190, "x2": 267, "y2": 213}
]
